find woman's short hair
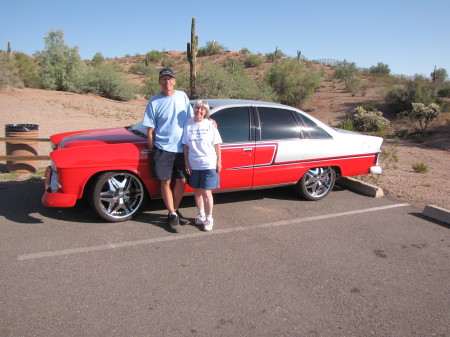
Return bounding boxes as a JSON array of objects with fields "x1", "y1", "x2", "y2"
[{"x1": 194, "y1": 100, "x2": 211, "y2": 117}]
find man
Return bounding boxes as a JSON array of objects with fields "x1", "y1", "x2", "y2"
[{"x1": 143, "y1": 68, "x2": 193, "y2": 233}]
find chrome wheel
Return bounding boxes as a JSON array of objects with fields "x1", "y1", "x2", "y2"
[
  {"x1": 90, "y1": 172, "x2": 145, "y2": 222},
  {"x1": 297, "y1": 167, "x2": 336, "y2": 201}
]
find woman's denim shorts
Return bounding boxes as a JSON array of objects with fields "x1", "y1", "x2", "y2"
[{"x1": 188, "y1": 169, "x2": 220, "y2": 190}]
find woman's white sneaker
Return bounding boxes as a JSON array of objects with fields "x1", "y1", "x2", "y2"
[
  {"x1": 195, "y1": 214, "x2": 206, "y2": 226},
  {"x1": 203, "y1": 218, "x2": 214, "y2": 231}
]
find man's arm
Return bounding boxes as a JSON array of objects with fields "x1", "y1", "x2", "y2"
[{"x1": 147, "y1": 127, "x2": 154, "y2": 149}]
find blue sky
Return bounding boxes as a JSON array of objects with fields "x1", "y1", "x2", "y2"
[{"x1": 1, "y1": 0, "x2": 449, "y2": 77}]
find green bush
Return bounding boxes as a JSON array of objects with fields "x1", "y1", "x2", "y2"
[
  {"x1": 0, "y1": 52, "x2": 21, "y2": 88},
  {"x1": 195, "y1": 62, "x2": 277, "y2": 101},
  {"x1": 398, "y1": 102, "x2": 440, "y2": 132},
  {"x1": 82, "y1": 63, "x2": 135, "y2": 101},
  {"x1": 91, "y1": 52, "x2": 105, "y2": 67},
  {"x1": 345, "y1": 77, "x2": 361, "y2": 96},
  {"x1": 223, "y1": 57, "x2": 245, "y2": 75},
  {"x1": 13, "y1": 52, "x2": 39, "y2": 87},
  {"x1": 34, "y1": 30, "x2": 87, "y2": 92},
  {"x1": 145, "y1": 50, "x2": 163, "y2": 65},
  {"x1": 385, "y1": 77, "x2": 435, "y2": 113},
  {"x1": 333, "y1": 60, "x2": 358, "y2": 83},
  {"x1": 350, "y1": 106, "x2": 390, "y2": 132},
  {"x1": 244, "y1": 54, "x2": 263, "y2": 68},
  {"x1": 370, "y1": 62, "x2": 391, "y2": 75},
  {"x1": 437, "y1": 85, "x2": 450, "y2": 98},
  {"x1": 412, "y1": 162, "x2": 428, "y2": 173},
  {"x1": 129, "y1": 63, "x2": 157, "y2": 76},
  {"x1": 264, "y1": 59, "x2": 322, "y2": 108}
]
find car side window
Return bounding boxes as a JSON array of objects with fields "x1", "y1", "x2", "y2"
[
  {"x1": 257, "y1": 107, "x2": 300, "y2": 140},
  {"x1": 211, "y1": 107, "x2": 250, "y2": 143},
  {"x1": 297, "y1": 114, "x2": 332, "y2": 139}
]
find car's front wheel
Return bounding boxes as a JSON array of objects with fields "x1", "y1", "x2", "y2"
[
  {"x1": 297, "y1": 167, "x2": 336, "y2": 201},
  {"x1": 89, "y1": 172, "x2": 146, "y2": 222}
]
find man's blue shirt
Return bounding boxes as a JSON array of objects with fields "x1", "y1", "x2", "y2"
[{"x1": 143, "y1": 91, "x2": 193, "y2": 153}]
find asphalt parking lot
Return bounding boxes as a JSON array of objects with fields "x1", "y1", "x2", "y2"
[{"x1": 1, "y1": 180, "x2": 449, "y2": 337}]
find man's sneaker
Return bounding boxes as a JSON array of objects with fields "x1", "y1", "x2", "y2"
[
  {"x1": 195, "y1": 214, "x2": 206, "y2": 226},
  {"x1": 203, "y1": 218, "x2": 214, "y2": 232},
  {"x1": 176, "y1": 209, "x2": 190, "y2": 226},
  {"x1": 168, "y1": 214, "x2": 180, "y2": 233}
]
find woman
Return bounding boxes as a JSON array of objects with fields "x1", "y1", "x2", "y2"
[{"x1": 183, "y1": 100, "x2": 222, "y2": 231}]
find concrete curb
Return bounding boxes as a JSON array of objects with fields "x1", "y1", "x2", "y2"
[
  {"x1": 337, "y1": 177, "x2": 384, "y2": 198},
  {"x1": 338, "y1": 177, "x2": 450, "y2": 225},
  {"x1": 422, "y1": 205, "x2": 450, "y2": 224}
]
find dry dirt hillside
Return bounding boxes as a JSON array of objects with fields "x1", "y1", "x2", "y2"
[{"x1": 1, "y1": 52, "x2": 449, "y2": 211}]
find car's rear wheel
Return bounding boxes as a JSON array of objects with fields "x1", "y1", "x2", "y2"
[
  {"x1": 89, "y1": 171, "x2": 146, "y2": 222},
  {"x1": 297, "y1": 167, "x2": 336, "y2": 201}
]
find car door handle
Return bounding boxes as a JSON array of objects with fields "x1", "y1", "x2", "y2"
[
  {"x1": 242, "y1": 148, "x2": 253, "y2": 152},
  {"x1": 141, "y1": 149, "x2": 152, "y2": 154}
]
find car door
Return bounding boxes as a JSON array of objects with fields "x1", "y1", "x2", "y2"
[
  {"x1": 253, "y1": 106, "x2": 304, "y2": 186},
  {"x1": 211, "y1": 106, "x2": 255, "y2": 190}
]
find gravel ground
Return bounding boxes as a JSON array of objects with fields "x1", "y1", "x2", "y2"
[{"x1": 1, "y1": 87, "x2": 449, "y2": 211}]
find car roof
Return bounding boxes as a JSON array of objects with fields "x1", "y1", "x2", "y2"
[{"x1": 190, "y1": 99, "x2": 300, "y2": 113}]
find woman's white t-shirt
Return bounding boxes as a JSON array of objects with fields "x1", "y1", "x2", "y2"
[{"x1": 182, "y1": 119, "x2": 222, "y2": 170}]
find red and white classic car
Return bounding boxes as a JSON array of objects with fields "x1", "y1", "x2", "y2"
[{"x1": 43, "y1": 99, "x2": 383, "y2": 222}]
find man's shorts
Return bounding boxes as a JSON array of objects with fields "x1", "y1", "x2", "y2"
[
  {"x1": 151, "y1": 147, "x2": 186, "y2": 181},
  {"x1": 187, "y1": 169, "x2": 220, "y2": 190}
]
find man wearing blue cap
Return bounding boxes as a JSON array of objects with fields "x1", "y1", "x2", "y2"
[{"x1": 143, "y1": 68, "x2": 194, "y2": 233}]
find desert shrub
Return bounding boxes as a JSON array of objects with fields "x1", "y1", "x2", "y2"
[
  {"x1": 345, "y1": 77, "x2": 361, "y2": 96},
  {"x1": 333, "y1": 60, "x2": 358, "y2": 83},
  {"x1": 223, "y1": 57, "x2": 245, "y2": 75},
  {"x1": 412, "y1": 162, "x2": 428, "y2": 173},
  {"x1": 82, "y1": 63, "x2": 135, "y2": 101},
  {"x1": 13, "y1": 52, "x2": 39, "y2": 88},
  {"x1": 336, "y1": 118, "x2": 354, "y2": 131},
  {"x1": 161, "y1": 58, "x2": 175, "y2": 68},
  {"x1": 437, "y1": 85, "x2": 450, "y2": 98},
  {"x1": 195, "y1": 62, "x2": 277, "y2": 101},
  {"x1": 34, "y1": 30, "x2": 87, "y2": 92},
  {"x1": 398, "y1": 102, "x2": 440, "y2": 132},
  {"x1": 244, "y1": 54, "x2": 263, "y2": 68},
  {"x1": 350, "y1": 106, "x2": 390, "y2": 132},
  {"x1": 0, "y1": 52, "x2": 21, "y2": 88},
  {"x1": 145, "y1": 50, "x2": 163, "y2": 65},
  {"x1": 431, "y1": 68, "x2": 448, "y2": 82},
  {"x1": 240, "y1": 48, "x2": 251, "y2": 54},
  {"x1": 385, "y1": 78, "x2": 434, "y2": 114},
  {"x1": 129, "y1": 63, "x2": 157, "y2": 76},
  {"x1": 198, "y1": 40, "x2": 225, "y2": 56},
  {"x1": 91, "y1": 52, "x2": 105, "y2": 67},
  {"x1": 370, "y1": 62, "x2": 391, "y2": 75},
  {"x1": 264, "y1": 58, "x2": 322, "y2": 108},
  {"x1": 265, "y1": 48, "x2": 285, "y2": 62}
]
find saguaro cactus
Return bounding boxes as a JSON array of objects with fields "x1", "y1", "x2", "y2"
[{"x1": 187, "y1": 18, "x2": 198, "y2": 99}]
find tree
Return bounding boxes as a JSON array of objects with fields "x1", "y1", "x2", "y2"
[
  {"x1": 370, "y1": 62, "x2": 390, "y2": 75},
  {"x1": 265, "y1": 59, "x2": 322, "y2": 107},
  {"x1": 333, "y1": 60, "x2": 358, "y2": 83},
  {"x1": 431, "y1": 67, "x2": 448, "y2": 83},
  {"x1": 91, "y1": 52, "x2": 105, "y2": 67},
  {"x1": 407, "y1": 103, "x2": 440, "y2": 132},
  {"x1": 34, "y1": 29, "x2": 86, "y2": 92}
]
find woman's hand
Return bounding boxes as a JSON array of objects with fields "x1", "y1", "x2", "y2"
[{"x1": 185, "y1": 162, "x2": 192, "y2": 175}]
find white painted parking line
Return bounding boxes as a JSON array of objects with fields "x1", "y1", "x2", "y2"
[{"x1": 18, "y1": 203, "x2": 410, "y2": 261}]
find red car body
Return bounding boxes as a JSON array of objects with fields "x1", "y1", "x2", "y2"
[{"x1": 43, "y1": 99, "x2": 383, "y2": 222}]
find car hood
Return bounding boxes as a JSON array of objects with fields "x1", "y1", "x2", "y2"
[{"x1": 56, "y1": 127, "x2": 144, "y2": 149}]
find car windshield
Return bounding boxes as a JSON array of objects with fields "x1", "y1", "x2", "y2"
[{"x1": 128, "y1": 122, "x2": 148, "y2": 137}]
